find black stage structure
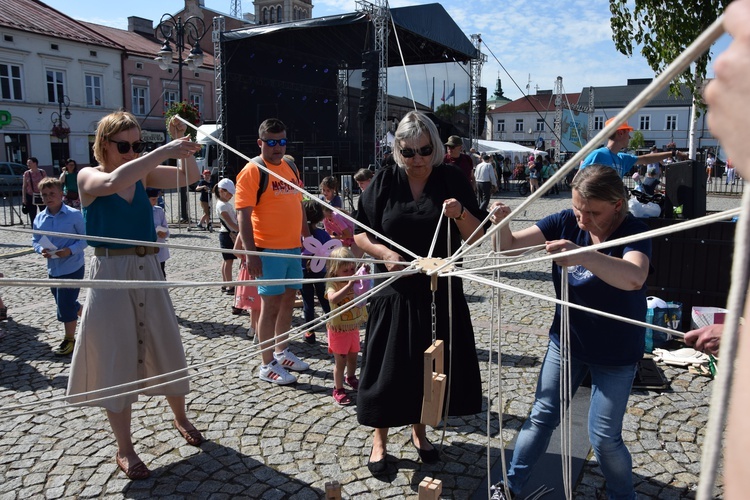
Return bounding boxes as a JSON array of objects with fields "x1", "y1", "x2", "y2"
[{"x1": 220, "y1": 3, "x2": 479, "y2": 179}]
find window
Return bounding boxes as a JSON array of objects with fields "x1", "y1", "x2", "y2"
[
  {"x1": 515, "y1": 119, "x2": 524, "y2": 132},
  {"x1": 84, "y1": 74, "x2": 102, "y2": 106},
  {"x1": 594, "y1": 116, "x2": 604, "y2": 130},
  {"x1": 132, "y1": 85, "x2": 148, "y2": 115},
  {"x1": 536, "y1": 118, "x2": 545, "y2": 132},
  {"x1": 163, "y1": 90, "x2": 177, "y2": 113},
  {"x1": 89, "y1": 50, "x2": 97, "y2": 57},
  {"x1": 3, "y1": 35, "x2": 13, "y2": 42},
  {"x1": 46, "y1": 69, "x2": 65, "y2": 103},
  {"x1": 135, "y1": 62, "x2": 143, "y2": 70},
  {"x1": 263, "y1": 8, "x2": 269, "y2": 23},
  {"x1": 639, "y1": 115, "x2": 650, "y2": 130},
  {"x1": 277, "y1": 6, "x2": 282, "y2": 22},
  {"x1": 190, "y1": 93, "x2": 203, "y2": 115},
  {"x1": 0, "y1": 63, "x2": 23, "y2": 100},
  {"x1": 666, "y1": 114, "x2": 678, "y2": 130},
  {"x1": 51, "y1": 44, "x2": 59, "y2": 51},
  {"x1": 497, "y1": 119, "x2": 505, "y2": 132}
]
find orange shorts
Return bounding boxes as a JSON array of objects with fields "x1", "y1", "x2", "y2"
[{"x1": 327, "y1": 329, "x2": 361, "y2": 355}]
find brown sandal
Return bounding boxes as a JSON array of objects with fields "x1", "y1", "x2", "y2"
[
  {"x1": 174, "y1": 420, "x2": 204, "y2": 446},
  {"x1": 115, "y1": 452, "x2": 151, "y2": 480}
]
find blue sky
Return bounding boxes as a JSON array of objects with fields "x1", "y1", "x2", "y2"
[{"x1": 44, "y1": 0, "x2": 729, "y2": 103}]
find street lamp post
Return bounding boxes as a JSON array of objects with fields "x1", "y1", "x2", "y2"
[
  {"x1": 50, "y1": 95, "x2": 71, "y2": 174},
  {"x1": 154, "y1": 14, "x2": 207, "y2": 225}
]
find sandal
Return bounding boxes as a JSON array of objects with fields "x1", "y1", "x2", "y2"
[
  {"x1": 333, "y1": 388, "x2": 352, "y2": 406},
  {"x1": 345, "y1": 375, "x2": 359, "y2": 390},
  {"x1": 0, "y1": 307, "x2": 7, "y2": 321},
  {"x1": 115, "y1": 452, "x2": 151, "y2": 480},
  {"x1": 174, "y1": 419, "x2": 204, "y2": 446}
]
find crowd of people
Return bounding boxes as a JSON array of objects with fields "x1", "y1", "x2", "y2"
[{"x1": 8, "y1": 4, "x2": 750, "y2": 490}]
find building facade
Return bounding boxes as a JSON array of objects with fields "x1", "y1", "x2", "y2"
[
  {"x1": 0, "y1": 0, "x2": 122, "y2": 170},
  {"x1": 488, "y1": 79, "x2": 718, "y2": 158}
]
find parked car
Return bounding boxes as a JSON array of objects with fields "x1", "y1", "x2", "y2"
[{"x1": 0, "y1": 161, "x2": 25, "y2": 194}]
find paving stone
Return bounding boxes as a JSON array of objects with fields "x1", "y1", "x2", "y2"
[{"x1": 0, "y1": 193, "x2": 737, "y2": 498}]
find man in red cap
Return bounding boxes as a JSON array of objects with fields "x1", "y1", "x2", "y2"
[{"x1": 580, "y1": 117, "x2": 688, "y2": 178}]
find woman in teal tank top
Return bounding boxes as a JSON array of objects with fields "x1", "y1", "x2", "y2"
[{"x1": 66, "y1": 111, "x2": 203, "y2": 480}]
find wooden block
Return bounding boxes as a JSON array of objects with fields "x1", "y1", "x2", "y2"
[
  {"x1": 423, "y1": 340, "x2": 445, "y2": 401},
  {"x1": 418, "y1": 477, "x2": 442, "y2": 499},
  {"x1": 324, "y1": 480, "x2": 341, "y2": 499},
  {"x1": 420, "y1": 373, "x2": 446, "y2": 427}
]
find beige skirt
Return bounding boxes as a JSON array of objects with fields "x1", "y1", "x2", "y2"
[{"x1": 67, "y1": 253, "x2": 190, "y2": 413}]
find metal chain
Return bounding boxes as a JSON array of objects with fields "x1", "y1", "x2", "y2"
[{"x1": 431, "y1": 289, "x2": 437, "y2": 344}]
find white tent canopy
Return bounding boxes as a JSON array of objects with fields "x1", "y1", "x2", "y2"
[{"x1": 474, "y1": 139, "x2": 547, "y2": 161}]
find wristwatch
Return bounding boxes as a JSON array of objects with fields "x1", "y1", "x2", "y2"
[{"x1": 456, "y1": 205, "x2": 467, "y2": 221}]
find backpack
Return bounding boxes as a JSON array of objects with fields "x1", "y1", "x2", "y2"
[{"x1": 250, "y1": 155, "x2": 300, "y2": 205}]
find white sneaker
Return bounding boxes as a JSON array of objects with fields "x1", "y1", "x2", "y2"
[
  {"x1": 273, "y1": 349, "x2": 309, "y2": 372},
  {"x1": 259, "y1": 360, "x2": 296, "y2": 385},
  {"x1": 247, "y1": 327, "x2": 255, "y2": 339}
]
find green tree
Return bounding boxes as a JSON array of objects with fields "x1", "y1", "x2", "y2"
[
  {"x1": 609, "y1": 0, "x2": 730, "y2": 102},
  {"x1": 435, "y1": 103, "x2": 456, "y2": 122},
  {"x1": 629, "y1": 130, "x2": 645, "y2": 151}
]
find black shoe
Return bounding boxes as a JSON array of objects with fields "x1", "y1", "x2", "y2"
[
  {"x1": 225, "y1": 287, "x2": 235, "y2": 296},
  {"x1": 411, "y1": 436, "x2": 440, "y2": 464},
  {"x1": 304, "y1": 332, "x2": 316, "y2": 344},
  {"x1": 367, "y1": 447, "x2": 388, "y2": 475}
]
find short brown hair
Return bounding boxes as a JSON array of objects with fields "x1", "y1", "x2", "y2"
[
  {"x1": 93, "y1": 111, "x2": 141, "y2": 165},
  {"x1": 38, "y1": 177, "x2": 62, "y2": 191},
  {"x1": 354, "y1": 168, "x2": 373, "y2": 182},
  {"x1": 258, "y1": 118, "x2": 286, "y2": 138}
]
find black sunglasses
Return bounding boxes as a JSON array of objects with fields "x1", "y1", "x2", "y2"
[
  {"x1": 400, "y1": 145, "x2": 433, "y2": 158},
  {"x1": 260, "y1": 138, "x2": 288, "y2": 147},
  {"x1": 109, "y1": 139, "x2": 147, "y2": 154}
]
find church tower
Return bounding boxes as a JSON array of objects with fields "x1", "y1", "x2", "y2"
[{"x1": 254, "y1": 0, "x2": 312, "y2": 24}]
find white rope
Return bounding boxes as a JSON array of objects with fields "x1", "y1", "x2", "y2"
[
  {"x1": 0, "y1": 267, "x2": 414, "y2": 290},
  {"x1": 445, "y1": 15, "x2": 726, "y2": 267},
  {"x1": 0, "y1": 270, "x2": 406, "y2": 418},
  {"x1": 179, "y1": 115, "x2": 420, "y2": 260},
  {"x1": 697, "y1": 188, "x2": 750, "y2": 499},
  {"x1": 461, "y1": 272, "x2": 683, "y2": 339},
  {"x1": 427, "y1": 203, "x2": 446, "y2": 258},
  {"x1": 4, "y1": 225, "x2": 404, "y2": 268},
  {"x1": 447, "y1": 207, "x2": 741, "y2": 278},
  {"x1": 559, "y1": 268, "x2": 573, "y2": 500},
  {"x1": 388, "y1": 3, "x2": 418, "y2": 112}
]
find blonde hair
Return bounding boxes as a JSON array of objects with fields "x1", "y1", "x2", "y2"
[
  {"x1": 326, "y1": 246, "x2": 355, "y2": 278},
  {"x1": 392, "y1": 111, "x2": 444, "y2": 168},
  {"x1": 93, "y1": 111, "x2": 141, "y2": 165},
  {"x1": 38, "y1": 177, "x2": 62, "y2": 191}
]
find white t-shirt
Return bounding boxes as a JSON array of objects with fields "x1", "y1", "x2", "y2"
[{"x1": 215, "y1": 198, "x2": 237, "y2": 233}]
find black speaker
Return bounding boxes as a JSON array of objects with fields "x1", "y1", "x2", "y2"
[
  {"x1": 477, "y1": 87, "x2": 487, "y2": 136},
  {"x1": 664, "y1": 160, "x2": 706, "y2": 219},
  {"x1": 359, "y1": 50, "x2": 379, "y2": 122}
]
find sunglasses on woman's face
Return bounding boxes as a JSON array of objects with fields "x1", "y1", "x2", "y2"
[
  {"x1": 109, "y1": 139, "x2": 148, "y2": 154},
  {"x1": 400, "y1": 145, "x2": 433, "y2": 158}
]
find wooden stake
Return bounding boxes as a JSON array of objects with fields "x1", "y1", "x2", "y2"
[
  {"x1": 421, "y1": 340, "x2": 447, "y2": 427},
  {"x1": 418, "y1": 477, "x2": 443, "y2": 499},
  {"x1": 324, "y1": 480, "x2": 341, "y2": 499}
]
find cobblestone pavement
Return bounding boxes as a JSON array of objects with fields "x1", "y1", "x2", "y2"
[{"x1": 0, "y1": 191, "x2": 738, "y2": 499}]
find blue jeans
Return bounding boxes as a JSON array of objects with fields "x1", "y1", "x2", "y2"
[{"x1": 507, "y1": 341, "x2": 637, "y2": 500}]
